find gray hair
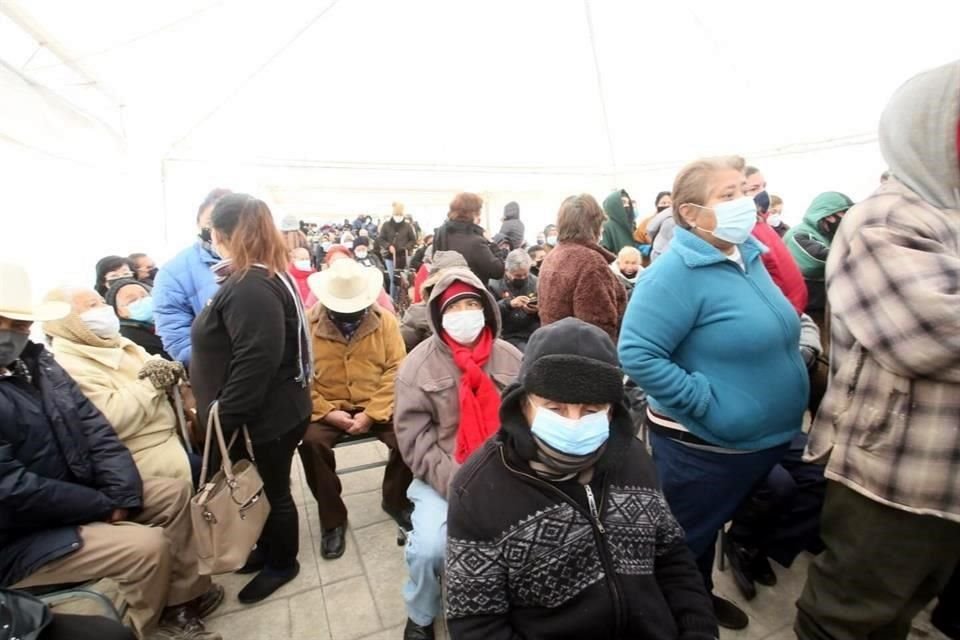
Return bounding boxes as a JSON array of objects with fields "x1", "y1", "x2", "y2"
[{"x1": 505, "y1": 248, "x2": 532, "y2": 273}]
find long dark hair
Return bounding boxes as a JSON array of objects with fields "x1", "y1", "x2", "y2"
[{"x1": 211, "y1": 194, "x2": 289, "y2": 276}]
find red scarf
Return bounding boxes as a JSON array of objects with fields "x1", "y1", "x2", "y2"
[{"x1": 442, "y1": 327, "x2": 501, "y2": 463}]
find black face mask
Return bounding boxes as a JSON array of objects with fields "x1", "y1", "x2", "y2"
[
  {"x1": 199, "y1": 227, "x2": 213, "y2": 243},
  {"x1": 145, "y1": 267, "x2": 159, "y2": 281},
  {"x1": 328, "y1": 308, "x2": 367, "y2": 324},
  {"x1": 656, "y1": 205, "x2": 669, "y2": 213},
  {"x1": 509, "y1": 277, "x2": 527, "y2": 289}
]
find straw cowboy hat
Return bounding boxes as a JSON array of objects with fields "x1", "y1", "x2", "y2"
[
  {"x1": 0, "y1": 263, "x2": 69, "y2": 322},
  {"x1": 307, "y1": 258, "x2": 383, "y2": 313}
]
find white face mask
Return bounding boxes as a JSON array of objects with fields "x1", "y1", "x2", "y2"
[
  {"x1": 355, "y1": 249, "x2": 369, "y2": 259},
  {"x1": 442, "y1": 309, "x2": 485, "y2": 345},
  {"x1": 546, "y1": 235, "x2": 558, "y2": 247},
  {"x1": 342, "y1": 241, "x2": 354, "y2": 250},
  {"x1": 293, "y1": 259, "x2": 312, "y2": 271},
  {"x1": 767, "y1": 214, "x2": 783, "y2": 227},
  {"x1": 80, "y1": 306, "x2": 121, "y2": 339}
]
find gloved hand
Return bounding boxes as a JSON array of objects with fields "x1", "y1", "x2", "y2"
[
  {"x1": 138, "y1": 359, "x2": 186, "y2": 390},
  {"x1": 799, "y1": 313, "x2": 823, "y2": 369}
]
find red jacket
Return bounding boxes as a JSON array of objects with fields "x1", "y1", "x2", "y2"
[
  {"x1": 288, "y1": 265, "x2": 315, "y2": 302},
  {"x1": 751, "y1": 221, "x2": 807, "y2": 315}
]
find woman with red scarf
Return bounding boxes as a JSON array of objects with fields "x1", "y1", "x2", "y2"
[{"x1": 395, "y1": 268, "x2": 522, "y2": 640}]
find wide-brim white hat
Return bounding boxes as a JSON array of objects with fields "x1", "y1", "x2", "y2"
[
  {"x1": 307, "y1": 259, "x2": 383, "y2": 313},
  {"x1": 0, "y1": 263, "x2": 69, "y2": 322}
]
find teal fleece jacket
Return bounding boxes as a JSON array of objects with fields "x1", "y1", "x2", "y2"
[{"x1": 618, "y1": 228, "x2": 808, "y2": 450}]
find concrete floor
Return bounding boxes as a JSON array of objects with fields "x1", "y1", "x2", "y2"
[{"x1": 56, "y1": 440, "x2": 949, "y2": 640}]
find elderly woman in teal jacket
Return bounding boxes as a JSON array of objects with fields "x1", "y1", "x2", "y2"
[{"x1": 618, "y1": 155, "x2": 808, "y2": 630}]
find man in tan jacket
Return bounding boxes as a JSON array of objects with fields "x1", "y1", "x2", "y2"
[{"x1": 300, "y1": 259, "x2": 413, "y2": 560}]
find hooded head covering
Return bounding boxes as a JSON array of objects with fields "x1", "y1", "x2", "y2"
[
  {"x1": 503, "y1": 201, "x2": 520, "y2": 220},
  {"x1": 600, "y1": 189, "x2": 637, "y2": 253},
  {"x1": 879, "y1": 59, "x2": 960, "y2": 209},
  {"x1": 784, "y1": 191, "x2": 855, "y2": 279},
  {"x1": 42, "y1": 290, "x2": 120, "y2": 349}
]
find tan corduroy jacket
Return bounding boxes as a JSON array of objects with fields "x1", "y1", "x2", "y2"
[
  {"x1": 309, "y1": 303, "x2": 406, "y2": 424},
  {"x1": 50, "y1": 337, "x2": 191, "y2": 483}
]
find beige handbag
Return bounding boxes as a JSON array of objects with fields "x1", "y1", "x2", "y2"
[{"x1": 190, "y1": 401, "x2": 271, "y2": 575}]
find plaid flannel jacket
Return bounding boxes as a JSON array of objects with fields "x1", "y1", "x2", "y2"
[{"x1": 805, "y1": 179, "x2": 960, "y2": 522}]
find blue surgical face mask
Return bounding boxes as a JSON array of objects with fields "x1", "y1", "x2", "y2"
[
  {"x1": 691, "y1": 196, "x2": 757, "y2": 245},
  {"x1": 530, "y1": 406, "x2": 610, "y2": 456},
  {"x1": 127, "y1": 296, "x2": 155, "y2": 324}
]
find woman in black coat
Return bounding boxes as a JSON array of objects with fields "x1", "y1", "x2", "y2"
[
  {"x1": 432, "y1": 192, "x2": 505, "y2": 285},
  {"x1": 190, "y1": 194, "x2": 313, "y2": 604}
]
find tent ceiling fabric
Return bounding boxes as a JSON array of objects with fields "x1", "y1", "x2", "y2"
[{"x1": 5, "y1": 0, "x2": 960, "y2": 172}]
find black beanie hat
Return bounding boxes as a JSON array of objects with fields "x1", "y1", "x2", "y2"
[
  {"x1": 520, "y1": 318, "x2": 624, "y2": 405},
  {"x1": 104, "y1": 277, "x2": 151, "y2": 310}
]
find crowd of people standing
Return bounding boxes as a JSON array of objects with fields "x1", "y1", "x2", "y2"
[{"x1": 2, "y1": 59, "x2": 960, "y2": 640}]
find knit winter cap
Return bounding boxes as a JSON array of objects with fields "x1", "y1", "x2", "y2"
[
  {"x1": 104, "y1": 277, "x2": 151, "y2": 310},
  {"x1": 520, "y1": 317, "x2": 624, "y2": 405},
  {"x1": 353, "y1": 237, "x2": 370, "y2": 248},
  {"x1": 438, "y1": 281, "x2": 483, "y2": 313},
  {"x1": 754, "y1": 190, "x2": 771, "y2": 214}
]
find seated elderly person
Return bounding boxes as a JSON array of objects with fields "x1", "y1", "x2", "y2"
[
  {"x1": 299, "y1": 259, "x2": 414, "y2": 560},
  {"x1": 489, "y1": 248, "x2": 540, "y2": 352},
  {"x1": 44, "y1": 286, "x2": 194, "y2": 484},
  {"x1": 395, "y1": 268, "x2": 522, "y2": 639},
  {"x1": 611, "y1": 245, "x2": 643, "y2": 300},
  {"x1": 104, "y1": 277, "x2": 170, "y2": 360},
  {"x1": 400, "y1": 251, "x2": 468, "y2": 353},
  {"x1": 446, "y1": 318, "x2": 716, "y2": 639},
  {"x1": 0, "y1": 263, "x2": 222, "y2": 640}
]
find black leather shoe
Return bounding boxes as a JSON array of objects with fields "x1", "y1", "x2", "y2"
[
  {"x1": 187, "y1": 584, "x2": 225, "y2": 619},
  {"x1": 237, "y1": 562, "x2": 300, "y2": 604},
  {"x1": 403, "y1": 618, "x2": 435, "y2": 640},
  {"x1": 321, "y1": 525, "x2": 346, "y2": 560},
  {"x1": 712, "y1": 594, "x2": 749, "y2": 630},
  {"x1": 722, "y1": 536, "x2": 757, "y2": 601},
  {"x1": 751, "y1": 553, "x2": 777, "y2": 587},
  {"x1": 383, "y1": 501, "x2": 414, "y2": 531},
  {"x1": 932, "y1": 603, "x2": 960, "y2": 640},
  {"x1": 236, "y1": 546, "x2": 266, "y2": 575}
]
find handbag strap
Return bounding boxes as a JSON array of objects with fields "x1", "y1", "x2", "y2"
[{"x1": 198, "y1": 402, "x2": 257, "y2": 487}]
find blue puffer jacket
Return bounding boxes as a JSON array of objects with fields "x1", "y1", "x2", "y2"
[
  {"x1": 619, "y1": 228, "x2": 808, "y2": 450},
  {"x1": 154, "y1": 242, "x2": 219, "y2": 365},
  {"x1": 0, "y1": 342, "x2": 142, "y2": 586}
]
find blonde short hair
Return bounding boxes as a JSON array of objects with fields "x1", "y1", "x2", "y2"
[
  {"x1": 617, "y1": 246, "x2": 642, "y2": 261},
  {"x1": 672, "y1": 156, "x2": 746, "y2": 230}
]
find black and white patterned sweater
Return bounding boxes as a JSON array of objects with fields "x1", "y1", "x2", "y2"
[{"x1": 446, "y1": 387, "x2": 717, "y2": 640}]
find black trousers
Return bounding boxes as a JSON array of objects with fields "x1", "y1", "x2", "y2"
[
  {"x1": 40, "y1": 614, "x2": 135, "y2": 640},
  {"x1": 728, "y1": 433, "x2": 827, "y2": 567},
  {"x1": 246, "y1": 420, "x2": 309, "y2": 571}
]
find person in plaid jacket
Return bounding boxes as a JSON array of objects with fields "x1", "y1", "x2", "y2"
[{"x1": 796, "y1": 59, "x2": 960, "y2": 640}]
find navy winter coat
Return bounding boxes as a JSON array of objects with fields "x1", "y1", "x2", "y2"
[{"x1": 0, "y1": 342, "x2": 142, "y2": 586}]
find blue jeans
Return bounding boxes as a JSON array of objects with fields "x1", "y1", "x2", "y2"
[
  {"x1": 384, "y1": 258, "x2": 397, "y2": 301},
  {"x1": 649, "y1": 431, "x2": 791, "y2": 592},
  {"x1": 404, "y1": 479, "x2": 448, "y2": 626}
]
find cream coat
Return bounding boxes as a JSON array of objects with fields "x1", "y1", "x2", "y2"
[{"x1": 50, "y1": 337, "x2": 191, "y2": 482}]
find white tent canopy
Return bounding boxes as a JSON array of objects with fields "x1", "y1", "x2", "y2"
[{"x1": 4, "y1": 0, "x2": 960, "y2": 291}]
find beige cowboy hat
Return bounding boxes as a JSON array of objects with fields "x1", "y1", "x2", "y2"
[
  {"x1": 307, "y1": 258, "x2": 383, "y2": 313},
  {"x1": 0, "y1": 263, "x2": 70, "y2": 322}
]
